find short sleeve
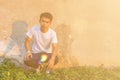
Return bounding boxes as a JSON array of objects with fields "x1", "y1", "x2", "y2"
[
  {"x1": 26, "y1": 28, "x2": 33, "y2": 39},
  {"x1": 52, "y1": 32, "x2": 58, "y2": 43}
]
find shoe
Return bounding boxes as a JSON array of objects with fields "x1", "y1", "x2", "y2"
[
  {"x1": 45, "y1": 70, "x2": 50, "y2": 74},
  {"x1": 0, "y1": 57, "x2": 4, "y2": 65}
]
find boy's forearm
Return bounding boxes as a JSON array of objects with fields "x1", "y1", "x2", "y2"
[
  {"x1": 51, "y1": 44, "x2": 58, "y2": 59},
  {"x1": 25, "y1": 38, "x2": 31, "y2": 52}
]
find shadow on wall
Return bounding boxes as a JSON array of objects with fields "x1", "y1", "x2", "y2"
[
  {"x1": 4, "y1": 20, "x2": 28, "y2": 56},
  {"x1": 55, "y1": 23, "x2": 79, "y2": 67}
]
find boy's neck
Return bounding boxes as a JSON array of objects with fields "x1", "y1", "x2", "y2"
[{"x1": 40, "y1": 27, "x2": 49, "y2": 33}]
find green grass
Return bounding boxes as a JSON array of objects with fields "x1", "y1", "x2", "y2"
[{"x1": 0, "y1": 59, "x2": 120, "y2": 80}]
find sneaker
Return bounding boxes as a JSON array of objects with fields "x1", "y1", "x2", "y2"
[
  {"x1": 0, "y1": 57, "x2": 4, "y2": 65},
  {"x1": 45, "y1": 70, "x2": 50, "y2": 74}
]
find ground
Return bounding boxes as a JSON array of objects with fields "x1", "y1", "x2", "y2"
[{"x1": 0, "y1": 59, "x2": 120, "y2": 80}]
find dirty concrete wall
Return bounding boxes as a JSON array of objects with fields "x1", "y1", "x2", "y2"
[{"x1": 0, "y1": 0, "x2": 120, "y2": 67}]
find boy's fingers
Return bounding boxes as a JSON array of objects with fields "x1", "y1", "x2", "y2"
[{"x1": 30, "y1": 54, "x2": 32, "y2": 58}]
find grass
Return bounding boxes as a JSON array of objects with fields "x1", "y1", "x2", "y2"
[{"x1": 0, "y1": 59, "x2": 120, "y2": 80}]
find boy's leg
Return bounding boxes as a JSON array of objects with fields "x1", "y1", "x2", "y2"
[
  {"x1": 44, "y1": 53, "x2": 58, "y2": 73},
  {"x1": 46, "y1": 53, "x2": 59, "y2": 65},
  {"x1": 24, "y1": 53, "x2": 59, "y2": 73},
  {"x1": 24, "y1": 53, "x2": 41, "y2": 68}
]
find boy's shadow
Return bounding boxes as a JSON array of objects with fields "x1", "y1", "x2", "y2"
[{"x1": 4, "y1": 20, "x2": 28, "y2": 56}]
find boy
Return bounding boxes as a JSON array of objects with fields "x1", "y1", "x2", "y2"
[{"x1": 24, "y1": 12, "x2": 58, "y2": 73}]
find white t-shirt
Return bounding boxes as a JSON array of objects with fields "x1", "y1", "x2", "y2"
[{"x1": 26, "y1": 26, "x2": 58, "y2": 53}]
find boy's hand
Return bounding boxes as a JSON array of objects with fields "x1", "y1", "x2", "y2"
[
  {"x1": 47, "y1": 57, "x2": 55, "y2": 70},
  {"x1": 24, "y1": 51, "x2": 32, "y2": 60}
]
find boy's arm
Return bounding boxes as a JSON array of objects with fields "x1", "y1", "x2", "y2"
[
  {"x1": 51, "y1": 43, "x2": 58, "y2": 59},
  {"x1": 24, "y1": 36, "x2": 32, "y2": 60},
  {"x1": 47, "y1": 43, "x2": 58, "y2": 70}
]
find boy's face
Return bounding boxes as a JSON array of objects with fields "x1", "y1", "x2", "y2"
[{"x1": 39, "y1": 17, "x2": 52, "y2": 29}]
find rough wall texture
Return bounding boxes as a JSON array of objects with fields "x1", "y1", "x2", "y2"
[{"x1": 0, "y1": 0, "x2": 120, "y2": 67}]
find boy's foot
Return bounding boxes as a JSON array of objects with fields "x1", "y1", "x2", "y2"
[{"x1": 36, "y1": 68, "x2": 40, "y2": 73}]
